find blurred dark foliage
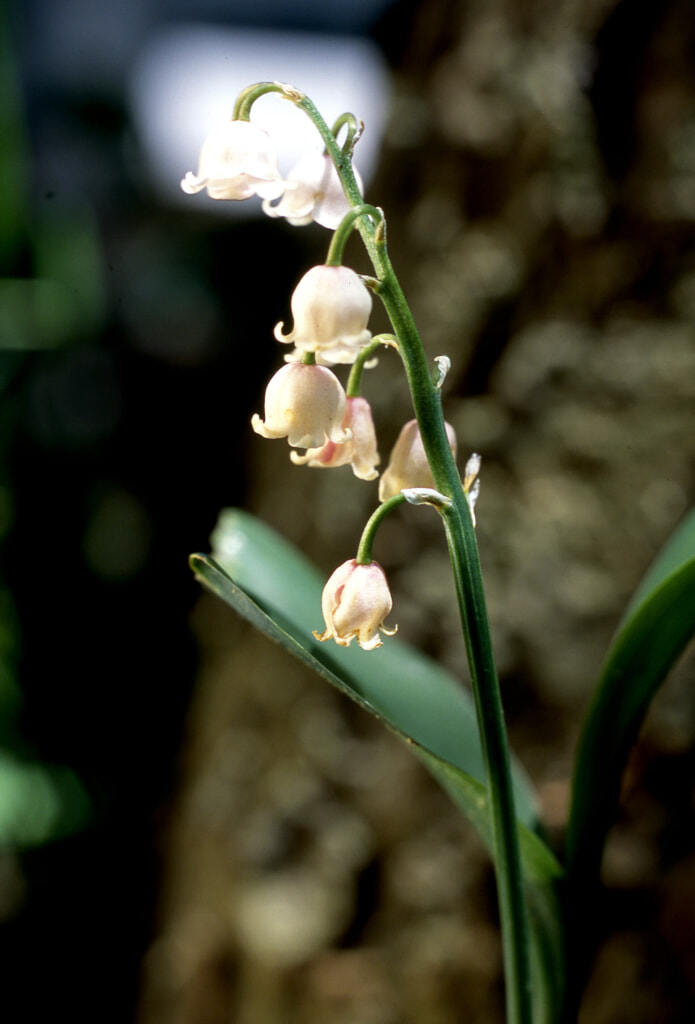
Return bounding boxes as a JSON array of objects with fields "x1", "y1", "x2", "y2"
[{"x1": 0, "y1": 1, "x2": 342, "y2": 1020}]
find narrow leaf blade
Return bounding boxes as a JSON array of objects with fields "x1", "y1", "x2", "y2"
[
  {"x1": 564, "y1": 508, "x2": 695, "y2": 1017},
  {"x1": 567, "y1": 507, "x2": 695, "y2": 875},
  {"x1": 191, "y1": 509, "x2": 565, "y2": 1022},
  {"x1": 204, "y1": 509, "x2": 538, "y2": 827}
]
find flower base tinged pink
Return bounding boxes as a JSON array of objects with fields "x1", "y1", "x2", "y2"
[
  {"x1": 291, "y1": 396, "x2": 379, "y2": 480},
  {"x1": 314, "y1": 559, "x2": 397, "y2": 651}
]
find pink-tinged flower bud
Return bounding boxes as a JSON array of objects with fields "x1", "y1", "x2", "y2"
[
  {"x1": 291, "y1": 396, "x2": 380, "y2": 480},
  {"x1": 275, "y1": 265, "x2": 372, "y2": 365},
  {"x1": 378, "y1": 419, "x2": 457, "y2": 502},
  {"x1": 314, "y1": 559, "x2": 397, "y2": 651},
  {"x1": 263, "y1": 151, "x2": 363, "y2": 229},
  {"x1": 181, "y1": 120, "x2": 291, "y2": 201},
  {"x1": 251, "y1": 363, "x2": 351, "y2": 449}
]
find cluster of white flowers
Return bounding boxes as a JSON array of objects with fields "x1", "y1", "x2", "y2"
[
  {"x1": 182, "y1": 116, "x2": 463, "y2": 651},
  {"x1": 250, "y1": 264, "x2": 381, "y2": 481}
]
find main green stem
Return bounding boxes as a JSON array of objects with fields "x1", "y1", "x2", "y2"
[
  {"x1": 293, "y1": 92, "x2": 533, "y2": 1024},
  {"x1": 379, "y1": 273, "x2": 532, "y2": 1024}
]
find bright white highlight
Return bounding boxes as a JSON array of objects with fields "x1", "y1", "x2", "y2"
[{"x1": 128, "y1": 25, "x2": 391, "y2": 212}]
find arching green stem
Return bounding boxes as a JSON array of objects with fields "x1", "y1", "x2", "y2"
[
  {"x1": 330, "y1": 112, "x2": 363, "y2": 155},
  {"x1": 356, "y1": 494, "x2": 406, "y2": 564},
  {"x1": 233, "y1": 81, "x2": 291, "y2": 121},
  {"x1": 326, "y1": 204, "x2": 384, "y2": 267},
  {"x1": 346, "y1": 335, "x2": 395, "y2": 398},
  {"x1": 274, "y1": 85, "x2": 533, "y2": 1024}
]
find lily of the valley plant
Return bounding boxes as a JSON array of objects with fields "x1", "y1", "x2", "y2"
[{"x1": 184, "y1": 82, "x2": 695, "y2": 1024}]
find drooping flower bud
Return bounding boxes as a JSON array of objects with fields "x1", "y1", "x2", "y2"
[
  {"x1": 263, "y1": 151, "x2": 363, "y2": 229},
  {"x1": 314, "y1": 559, "x2": 397, "y2": 651},
  {"x1": 378, "y1": 419, "x2": 457, "y2": 503},
  {"x1": 275, "y1": 265, "x2": 372, "y2": 365},
  {"x1": 251, "y1": 362, "x2": 351, "y2": 449},
  {"x1": 181, "y1": 120, "x2": 290, "y2": 201},
  {"x1": 291, "y1": 396, "x2": 380, "y2": 480}
]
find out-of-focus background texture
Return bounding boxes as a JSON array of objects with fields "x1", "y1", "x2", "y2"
[{"x1": 3, "y1": 0, "x2": 695, "y2": 1021}]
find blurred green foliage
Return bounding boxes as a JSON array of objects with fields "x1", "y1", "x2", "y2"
[{"x1": 0, "y1": 8, "x2": 92, "y2": 852}]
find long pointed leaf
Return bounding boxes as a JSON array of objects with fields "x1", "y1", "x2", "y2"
[
  {"x1": 190, "y1": 509, "x2": 565, "y2": 1022},
  {"x1": 205, "y1": 509, "x2": 538, "y2": 829},
  {"x1": 567, "y1": 506, "x2": 695, "y2": 875},
  {"x1": 564, "y1": 507, "x2": 695, "y2": 1014}
]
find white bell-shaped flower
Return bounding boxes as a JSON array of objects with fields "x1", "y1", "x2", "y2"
[
  {"x1": 378, "y1": 419, "x2": 457, "y2": 502},
  {"x1": 275, "y1": 265, "x2": 372, "y2": 365},
  {"x1": 263, "y1": 151, "x2": 363, "y2": 229},
  {"x1": 251, "y1": 362, "x2": 351, "y2": 449},
  {"x1": 181, "y1": 120, "x2": 290, "y2": 201},
  {"x1": 291, "y1": 396, "x2": 380, "y2": 480},
  {"x1": 314, "y1": 559, "x2": 397, "y2": 651}
]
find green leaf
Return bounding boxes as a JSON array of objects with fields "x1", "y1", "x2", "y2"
[
  {"x1": 567, "y1": 506, "x2": 695, "y2": 874},
  {"x1": 202, "y1": 509, "x2": 539, "y2": 833},
  {"x1": 191, "y1": 509, "x2": 565, "y2": 1023},
  {"x1": 564, "y1": 507, "x2": 695, "y2": 1013}
]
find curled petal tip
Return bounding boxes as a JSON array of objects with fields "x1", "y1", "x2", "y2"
[
  {"x1": 318, "y1": 560, "x2": 394, "y2": 651},
  {"x1": 273, "y1": 321, "x2": 292, "y2": 343},
  {"x1": 250, "y1": 413, "x2": 271, "y2": 438},
  {"x1": 180, "y1": 172, "x2": 206, "y2": 195}
]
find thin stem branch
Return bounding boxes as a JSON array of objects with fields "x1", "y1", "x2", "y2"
[
  {"x1": 356, "y1": 494, "x2": 406, "y2": 564},
  {"x1": 346, "y1": 335, "x2": 394, "y2": 397},
  {"x1": 325, "y1": 204, "x2": 383, "y2": 267}
]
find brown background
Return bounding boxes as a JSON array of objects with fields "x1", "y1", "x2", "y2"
[{"x1": 136, "y1": 1, "x2": 695, "y2": 1022}]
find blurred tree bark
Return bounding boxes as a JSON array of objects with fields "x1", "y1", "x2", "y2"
[{"x1": 138, "y1": 1, "x2": 695, "y2": 1021}]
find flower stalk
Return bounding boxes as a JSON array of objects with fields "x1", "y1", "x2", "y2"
[
  {"x1": 325, "y1": 204, "x2": 384, "y2": 267},
  {"x1": 356, "y1": 494, "x2": 406, "y2": 564},
  {"x1": 284, "y1": 85, "x2": 533, "y2": 1024},
  {"x1": 346, "y1": 336, "x2": 394, "y2": 398}
]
